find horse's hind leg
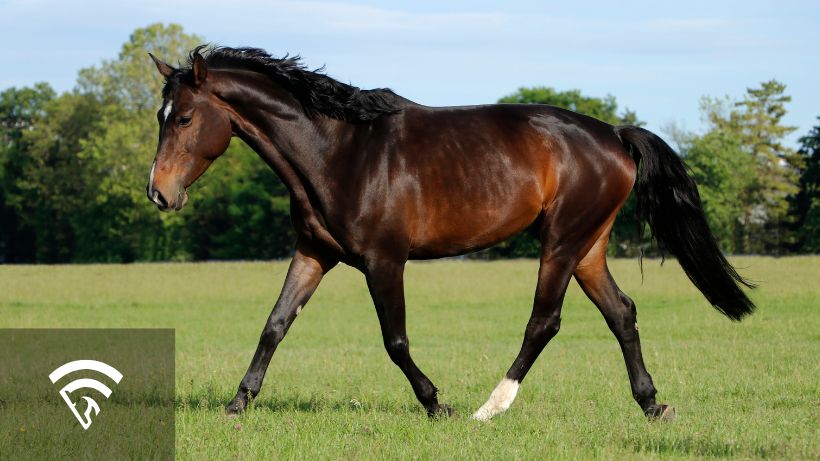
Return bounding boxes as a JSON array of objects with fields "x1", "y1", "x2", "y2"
[
  {"x1": 471, "y1": 248, "x2": 576, "y2": 421},
  {"x1": 574, "y1": 233, "x2": 675, "y2": 420}
]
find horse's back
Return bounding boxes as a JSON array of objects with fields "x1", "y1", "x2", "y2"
[{"x1": 400, "y1": 102, "x2": 632, "y2": 175}]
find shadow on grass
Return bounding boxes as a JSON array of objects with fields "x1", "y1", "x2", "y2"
[
  {"x1": 0, "y1": 392, "x2": 173, "y2": 408},
  {"x1": 176, "y1": 393, "x2": 421, "y2": 416}
]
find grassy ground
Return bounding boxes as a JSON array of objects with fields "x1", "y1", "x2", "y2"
[{"x1": 0, "y1": 257, "x2": 817, "y2": 460}]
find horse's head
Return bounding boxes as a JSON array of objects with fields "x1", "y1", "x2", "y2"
[{"x1": 146, "y1": 51, "x2": 232, "y2": 211}]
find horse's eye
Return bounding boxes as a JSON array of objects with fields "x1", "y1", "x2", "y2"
[{"x1": 178, "y1": 115, "x2": 192, "y2": 126}]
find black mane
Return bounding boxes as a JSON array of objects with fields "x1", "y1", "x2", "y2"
[{"x1": 171, "y1": 45, "x2": 404, "y2": 122}]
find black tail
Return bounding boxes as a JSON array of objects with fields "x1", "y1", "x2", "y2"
[{"x1": 615, "y1": 125, "x2": 756, "y2": 321}]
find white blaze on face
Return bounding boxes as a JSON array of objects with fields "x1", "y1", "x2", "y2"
[
  {"x1": 471, "y1": 378, "x2": 520, "y2": 421},
  {"x1": 149, "y1": 160, "x2": 157, "y2": 187},
  {"x1": 162, "y1": 100, "x2": 173, "y2": 124},
  {"x1": 147, "y1": 160, "x2": 160, "y2": 204},
  {"x1": 148, "y1": 99, "x2": 171, "y2": 201}
]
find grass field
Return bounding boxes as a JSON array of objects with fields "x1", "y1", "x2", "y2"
[{"x1": 0, "y1": 257, "x2": 817, "y2": 460}]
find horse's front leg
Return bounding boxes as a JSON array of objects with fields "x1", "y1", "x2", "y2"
[
  {"x1": 364, "y1": 258, "x2": 453, "y2": 418},
  {"x1": 226, "y1": 242, "x2": 337, "y2": 415}
]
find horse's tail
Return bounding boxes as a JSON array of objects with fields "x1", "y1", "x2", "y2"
[{"x1": 615, "y1": 125, "x2": 756, "y2": 321}]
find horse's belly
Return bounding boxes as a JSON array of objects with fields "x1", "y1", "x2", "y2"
[{"x1": 408, "y1": 186, "x2": 544, "y2": 259}]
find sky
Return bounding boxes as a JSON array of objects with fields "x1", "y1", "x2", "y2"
[{"x1": 1, "y1": 0, "x2": 818, "y2": 146}]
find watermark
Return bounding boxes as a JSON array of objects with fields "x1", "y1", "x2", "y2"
[
  {"x1": 0, "y1": 329, "x2": 174, "y2": 460},
  {"x1": 48, "y1": 359, "x2": 124, "y2": 430}
]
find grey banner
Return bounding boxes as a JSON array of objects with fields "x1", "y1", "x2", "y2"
[{"x1": 0, "y1": 329, "x2": 174, "y2": 460}]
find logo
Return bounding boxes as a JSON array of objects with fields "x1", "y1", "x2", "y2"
[{"x1": 48, "y1": 360, "x2": 123, "y2": 430}]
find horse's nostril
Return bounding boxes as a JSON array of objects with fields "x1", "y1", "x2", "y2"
[{"x1": 152, "y1": 189, "x2": 168, "y2": 208}]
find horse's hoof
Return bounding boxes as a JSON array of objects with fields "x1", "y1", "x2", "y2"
[
  {"x1": 659, "y1": 405, "x2": 676, "y2": 421},
  {"x1": 226, "y1": 399, "x2": 246, "y2": 419},
  {"x1": 646, "y1": 403, "x2": 676, "y2": 421},
  {"x1": 428, "y1": 403, "x2": 456, "y2": 419}
]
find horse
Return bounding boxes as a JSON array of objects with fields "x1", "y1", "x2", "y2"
[{"x1": 146, "y1": 46, "x2": 755, "y2": 421}]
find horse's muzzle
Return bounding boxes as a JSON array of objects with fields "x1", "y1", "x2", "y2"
[{"x1": 147, "y1": 185, "x2": 188, "y2": 212}]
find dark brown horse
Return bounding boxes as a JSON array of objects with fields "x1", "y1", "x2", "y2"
[{"x1": 147, "y1": 46, "x2": 755, "y2": 421}]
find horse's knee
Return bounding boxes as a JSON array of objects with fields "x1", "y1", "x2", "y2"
[
  {"x1": 526, "y1": 314, "x2": 561, "y2": 343},
  {"x1": 619, "y1": 292, "x2": 637, "y2": 316},
  {"x1": 544, "y1": 315, "x2": 561, "y2": 337},
  {"x1": 383, "y1": 336, "x2": 409, "y2": 362},
  {"x1": 261, "y1": 320, "x2": 287, "y2": 346},
  {"x1": 603, "y1": 292, "x2": 638, "y2": 339}
]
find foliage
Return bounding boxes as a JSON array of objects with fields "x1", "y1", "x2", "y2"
[
  {"x1": 182, "y1": 140, "x2": 296, "y2": 261},
  {"x1": 0, "y1": 83, "x2": 55, "y2": 261},
  {"x1": 20, "y1": 92, "x2": 105, "y2": 261},
  {"x1": 690, "y1": 81, "x2": 801, "y2": 254},
  {"x1": 77, "y1": 23, "x2": 203, "y2": 111},
  {"x1": 682, "y1": 131, "x2": 755, "y2": 253},
  {"x1": 73, "y1": 23, "x2": 205, "y2": 261},
  {"x1": 791, "y1": 118, "x2": 820, "y2": 252}
]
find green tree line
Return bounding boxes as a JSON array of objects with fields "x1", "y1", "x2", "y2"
[{"x1": 0, "y1": 24, "x2": 817, "y2": 263}]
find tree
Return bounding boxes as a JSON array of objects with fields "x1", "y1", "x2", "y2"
[
  {"x1": 683, "y1": 131, "x2": 755, "y2": 253},
  {"x1": 0, "y1": 84, "x2": 56, "y2": 262},
  {"x1": 77, "y1": 23, "x2": 203, "y2": 112},
  {"x1": 70, "y1": 23, "x2": 204, "y2": 261},
  {"x1": 791, "y1": 118, "x2": 820, "y2": 252},
  {"x1": 702, "y1": 80, "x2": 800, "y2": 253},
  {"x1": 182, "y1": 141, "x2": 296, "y2": 260},
  {"x1": 481, "y1": 87, "x2": 644, "y2": 258},
  {"x1": 18, "y1": 92, "x2": 105, "y2": 262}
]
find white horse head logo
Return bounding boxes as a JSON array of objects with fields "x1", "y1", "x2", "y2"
[{"x1": 48, "y1": 360, "x2": 123, "y2": 430}]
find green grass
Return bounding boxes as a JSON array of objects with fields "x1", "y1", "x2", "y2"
[{"x1": 1, "y1": 257, "x2": 817, "y2": 460}]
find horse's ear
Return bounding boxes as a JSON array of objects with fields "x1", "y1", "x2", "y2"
[
  {"x1": 192, "y1": 52, "x2": 208, "y2": 87},
  {"x1": 148, "y1": 53, "x2": 175, "y2": 78}
]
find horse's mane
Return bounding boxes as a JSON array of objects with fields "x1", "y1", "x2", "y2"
[{"x1": 170, "y1": 45, "x2": 404, "y2": 122}]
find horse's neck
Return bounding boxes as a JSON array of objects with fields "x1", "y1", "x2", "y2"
[{"x1": 227, "y1": 88, "x2": 349, "y2": 254}]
